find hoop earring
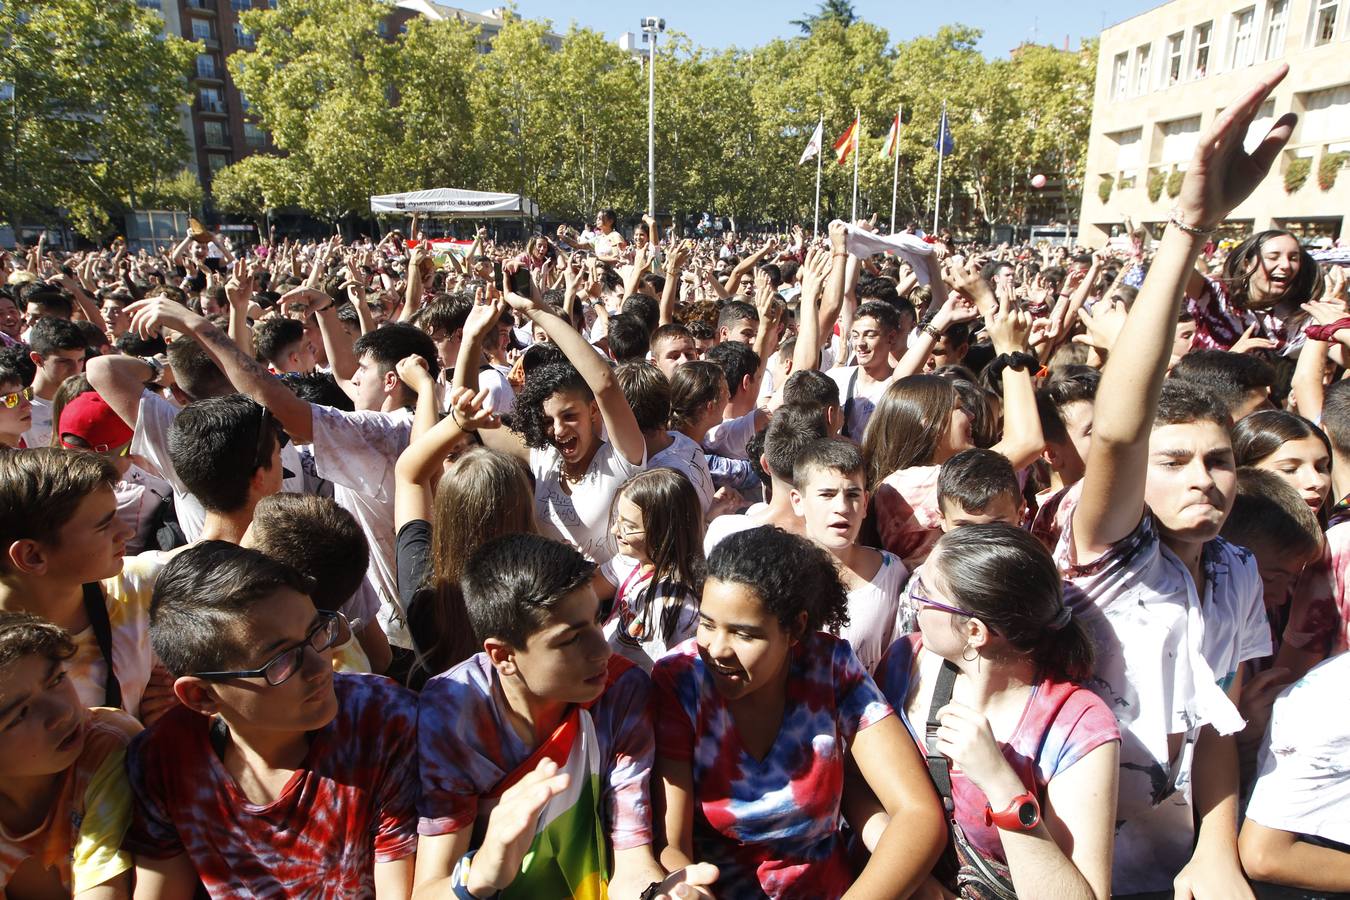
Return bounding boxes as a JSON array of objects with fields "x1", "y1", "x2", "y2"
[{"x1": 962, "y1": 643, "x2": 978, "y2": 662}]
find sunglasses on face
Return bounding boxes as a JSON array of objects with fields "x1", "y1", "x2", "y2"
[
  {"x1": 0, "y1": 386, "x2": 31, "y2": 409},
  {"x1": 192, "y1": 611, "x2": 350, "y2": 687},
  {"x1": 254, "y1": 406, "x2": 292, "y2": 471}
]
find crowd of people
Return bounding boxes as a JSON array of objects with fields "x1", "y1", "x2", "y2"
[{"x1": 0, "y1": 64, "x2": 1347, "y2": 900}]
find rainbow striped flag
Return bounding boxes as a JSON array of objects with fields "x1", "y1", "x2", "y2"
[{"x1": 493, "y1": 707, "x2": 609, "y2": 900}]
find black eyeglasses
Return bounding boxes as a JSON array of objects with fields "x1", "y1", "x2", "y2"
[
  {"x1": 255, "y1": 406, "x2": 291, "y2": 472},
  {"x1": 193, "y1": 611, "x2": 349, "y2": 686}
]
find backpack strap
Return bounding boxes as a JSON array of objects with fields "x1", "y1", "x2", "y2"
[
  {"x1": 924, "y1": 658, "x2": 959, "y2": 812},
  {"x1": 841, "y1": 366, "x2": 861, "y2": 440},
  {"x1": 82, "y1": 582, "x2": 123, "y2": 709}
]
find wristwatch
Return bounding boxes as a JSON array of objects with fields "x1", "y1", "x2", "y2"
[
  {"x1": 985, "y1": 792, "x2": 1041, "y2": 831},
  {"x1": 140, "y1": 355, "x2": 165, "y2": 384},
  {"x1": 450, "y1": 849, "x2": 496, "y2": 899}
]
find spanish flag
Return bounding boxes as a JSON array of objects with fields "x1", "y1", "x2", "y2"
[
  {"x1": 879, "y1": 113, "x2": 900, "y2": 160},
  {"x1": 833, "y1": 115, "x2": 860, "y2": 165}
]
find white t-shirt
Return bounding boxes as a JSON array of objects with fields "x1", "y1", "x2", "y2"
[
  {"x1": 1054, "y1": 486, "x2": 1271, "y2": 895},
  {"x1": 310, "y1": 404, "x2": 413, "y2": 647},
  {"x1": 702, "y1": 408, "x2": 759, "y2": 461},
  {"x1": 702, "y1": 513, "x2": 761, "y2": 558},
  {"x1": 22, "y1": 396, "x2": 52, "y2": 448},
  {"x1": 598, "y1": 554, "x2": 698, "y2": 671},
  {"x1": 117, "y1": 464, "x2": 172, "y2": 556},
  {"x1": 827, "y1": 366, "x2": 892, "y2": 441},
  {"x1": 131, "y1": 391, "x2": 308, "y2": 544},
  {"x1": 1245, "y1": 651, "x2": 1350, "y2": 846},
  {"x1": 648, "y1": 431, "x2": 714, "y2": 513},
  {"x1": 839, "y1": 550, "x2": 909, "y2": 674},
  {"x1": 441, "y1": 365, "x2": 515, "y2": 418},
  {"x1": 529, "y1": 440, "x2": 644, "y2": 566}
]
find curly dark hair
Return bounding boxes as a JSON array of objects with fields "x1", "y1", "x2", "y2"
[
  {"x1": 706, "y1": 526, "x2": 849, "y2": 634},
  {"x1": 510, "y1": 361, "x2": 593, "y2": 449}
]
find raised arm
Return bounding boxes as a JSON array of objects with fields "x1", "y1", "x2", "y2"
[
  {"x1": 86, "y1": 354, "x2": 159, "y2": 429},
  {"x1": 721, "y1": 238, "x2": 776, "y2": 296},
  {"x1": 1073, "y1": 65, "x2": 1295, "y2": 559},
  {"x1": 985, "y1": 295, "x2": 1046, "y2": 471},
  {"x1": 501, "y1": 288, "x2": 645, "y2": 466},
  {"x1": 817, "y1": 221, "x2": 849, "y2": 349},
  {"x1": 224, "y1": 257, "x2": 255, "y2": 357},
  {"x1": 124, "y1": 295, "x2": 317, "y2": 443},
  {"x1": 658, "y1": 241, "x2": 691, "y2": 326},
  {"x1": 791, "y1": 246, "x2": 833, "y2": 374}
]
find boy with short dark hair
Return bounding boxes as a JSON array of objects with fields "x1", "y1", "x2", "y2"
[
  {"x1": 1058, "y1": 71, "x2": 1286, "y2": 898},
  {"x1": 615, "y1": 361, "x2": 715, "y2": 514},
  {"x1": 126, "y1": 541, "x2": 420, "y2": 898},
  {"x1": 0, "y1": 449, "x2": 161, "y2": 719},
  {"x1": 650, "y1": 323, "x2": 698, "y2": 379},
  {"x1": 1170, "y1": 349, "x2": 1274, "y2": 420},
  {"x1": 24, "y1": 316, "x2": 87, "y2": 447},
  {"x1": 0, "y1": 611, "x2": 140, "y2": 897},
  {"x1": 789, "y1": 438, "x2": 907, "y2": 673},
  {"x1": 936, "y1": 447, "x2": 1024, "y2": 530},
  {"x1": 414, "y1": 533, "x2": 692, "y2": 899},
  {"x1": 254, "y1": 316, "x2": 316, "y2": 375}
]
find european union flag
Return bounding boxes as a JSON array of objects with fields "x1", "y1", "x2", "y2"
[{"x1": 935, "y1": 107, "x2": 954, "y2": 157}]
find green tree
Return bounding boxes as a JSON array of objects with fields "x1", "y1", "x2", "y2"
[
  {"x1": 210, "y1": 154, "x2": 295, "y2": 230},
  {"x1": 790, "y1": 1, "x2": 860, "y2": 35},
  {"x1": 0, "y1": 0, "x2": 196, "y2": 238}
]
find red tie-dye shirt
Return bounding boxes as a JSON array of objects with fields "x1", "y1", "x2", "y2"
[{"x1": 124, "y1": 674, "x2": 420, "y2": 899}]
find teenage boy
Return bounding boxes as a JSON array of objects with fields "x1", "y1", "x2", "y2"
[
  {"x1": 650, "y1": 323, "x2": 699, "y2": 379},
  {"x1": 702, "y1": 341, "x2": 767, "y2": 461},
  {"x1": 125, "y1": 541, "x2": 420, "y2": 898},
  {"x1": 703, "y1": 404, "x2": 828, "y2": 554},
  {"x1": 415, "y1": 296, "x2": 514, "y2": 417},
  {"x1": 168, "y1": 395, "x2": 287, "y2": 544},
  {"x1": 254, "y1": 317, "x2": 317, "y2": 375},
  {"x1": 120, "y1": 292, "x2": 438, "y2": 657},
  {"x1": 0, "y1": 349, "x2": 33, "y2": 449},
  {"x1": 414, "y1": 533, "x2": 707, "y2": 900},
  {"x1": 789, "y1": 438, "x2": 906, "y2": 673},
  {"x1": 0, "y1": 611, "x2": 141, "y2": 897},
  {"x1": 615, "y1": 361, "x2": 715, "y2": 514},
  {"x1": 824, "y1": 301, "x2": 904, "y2": 440},
  {"x1": 24, "y1": 316, "x2": 87, "y2": 448},
  {"x1": 935, "y1": 448, "x2": 1024, "y2": 531},
  {"x1": 1058, "y1": 68, "x2": 1290, "y2": 899},
  {"x1": 0, "y1": 449, "x2": 163, "y2": 720}
]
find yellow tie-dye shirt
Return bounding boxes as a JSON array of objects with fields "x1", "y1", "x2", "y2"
[
  {"x1": 0, "y1": 708, "x2": 140, "y2": 894},
  {"x1": 66, "y1": 552, "x2": 168, "y2": 719}
]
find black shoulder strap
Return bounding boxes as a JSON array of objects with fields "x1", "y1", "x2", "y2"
[
  {"x1": 925, "y1": 659, "x2": 959, "y2": 812},
  {"x1": 81, "y1": 582, "x2": 123, "y2": 709},
  {"x1": 841, "y1": 367, "x2": 861, "y2": 439}
]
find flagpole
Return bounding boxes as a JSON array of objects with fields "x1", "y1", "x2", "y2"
[
  {"x1": 933, "y1": 101, "x2": 946, "y2": 235},
  {"x1": 890, "y1": 103, "x2": 901, "y2": 233},
  {"x1": 851, "y1": 107, "x2": 860, "y2": 222},
  {"x1": 813, "y1": 114, "x2": 823, "y2": 239}
]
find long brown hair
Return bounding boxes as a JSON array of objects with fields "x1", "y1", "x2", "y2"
[
  {"x1": 613, "y1": 468, "x2": 705, "y2": 644},
  {"x1": 417, "y1": 448, "x2": 536, "y2": 679},
  {"x1": 861, "y1": 374, "x2": 958, "y2": 489}
]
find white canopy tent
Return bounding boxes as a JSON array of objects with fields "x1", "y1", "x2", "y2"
[{"x1": 369, "y1": 188, "x2": 538, "y2": 219}]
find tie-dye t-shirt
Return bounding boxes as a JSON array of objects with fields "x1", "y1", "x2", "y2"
[
  {"x1": 417, "y1": 653, "x2": 654, "y2": 852},
  {"x1": 874, "y1": 634, "x2": 1119, "y2": 867},
  {"x1": 0, "y1": 708, "x2": 139, "y2": 894},
  {"x1": 873, "y1": 464, "x2": 943, "y2": 569},
  {"x1": 66, "y1": 552, "x2": 167, "y2": 719},
  {"x1": 125, "y1": 674, "x2": 420, "y2": 898},
  {"x1": 651, "y1": 633, "x2": 892, "y2": 899}
]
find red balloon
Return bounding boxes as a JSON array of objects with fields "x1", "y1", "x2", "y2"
[{"x1": 1031, "y1": 174, "x2": 1047, "y2": 189}]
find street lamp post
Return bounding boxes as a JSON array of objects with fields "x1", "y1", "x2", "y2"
[{"x1": 640, "y1": 17, "x2": 665, "y2": 220}]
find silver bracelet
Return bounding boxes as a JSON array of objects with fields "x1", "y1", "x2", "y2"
[{"x1": 1168, "y1": 208, "x2": 1216, "y2": 238}]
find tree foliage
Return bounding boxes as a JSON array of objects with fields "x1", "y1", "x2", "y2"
[
  {"x1": 0, "y1": 0, "x2": 197, "y2": 237},
  {"x1": 218, "y1": 2, "x2": 1097, "y2": 231}
]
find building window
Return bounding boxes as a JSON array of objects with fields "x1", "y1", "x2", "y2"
[
  {"x1": 1230, "y1": 7, "x2": 1255, "y2": 68},
  {"x1": 203, "y1": 121, "x2": 226, "y2": 146},
  {"x1": 137, "y1": 0, "x2": 163, "y2": 8},
  {"x1": 207, "y1": 153, "x2": 231, "y2": 175},
  {"x1": 233, "y1": 23, "x2": 255, "y2": 49},
  {"x1": 231, "y1": 0, "x2": 252, "y2": 10},
  {"x1": 1160, "y1": 116, "x2": 1203, "y2": 167},
  {"x1": 195, "y1": 53, "x2": 217, "y2": 79},
  {"x1": 1264, "y1": 0, "x2": 1289, "y2": 59},
  {"x1": 1112, "y1": 52, "x2": 1129, "y2": 100},
  {"x1": 1111, "y1": 128, "x2": 1143, "y2": 182},
  {"x1": 191, "y1": 19, "x2": 214, "y2": 42},
  {"x1": 244, "y1": 122, "x2": 266, "y2": 149},
  {"x1": 1312, "y1": 0, "x2": 1339, "y2": 45},
  {"x1": 1134, "y1": 43, "x2": 1151, "y2": 95},
  {"x1": 1300, "y1": 83, "x2": 1350, "y2": 149},
  {"x1": 1241, "y1": 100, "x2": 1276, "y2": 153},
  {"x1": 198, "y1": 87, "x2": 223, "y2": 112},
  {"x1": 1165, "y1": 33, "x2": 1184, "y2": 85},
  {"x1": 1191, "y1": 21, "x2": 1212, "y2": 79}
]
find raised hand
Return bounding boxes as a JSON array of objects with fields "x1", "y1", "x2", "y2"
[
  {"x1": 1176, "y1": 65, "x2": 1295, "y2": 230},
  {"x1": 1228, "y1": 322, "x2": 1279, "y2": 354},
  {"x1": 984, "y1": 288, "x2": 1032, "y2": 356},
  {"x1": 225, "y1": 257, "x2": 255, "y2": 308},
  {"x1": 395, "y1": 354, "x2": 436, "y2": 395},
  {"x1": 447, "y1": 385, "x2": 501, "y2": 432}
]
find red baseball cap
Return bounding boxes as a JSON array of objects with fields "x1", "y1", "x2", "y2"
[{"x1": 58, "y1": 392, "x2": 133, "y2": 453}]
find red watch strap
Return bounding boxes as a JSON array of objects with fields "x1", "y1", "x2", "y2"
[{"x1": 985, "y1": 792, "x2": 1040, "y2": 830}]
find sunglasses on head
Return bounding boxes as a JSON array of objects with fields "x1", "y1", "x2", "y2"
[{"x1": 0, "y1": 387, "x2": 31, "y2": 409}]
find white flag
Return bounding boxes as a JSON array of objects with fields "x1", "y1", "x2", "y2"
[{"x1": 798, "y1": 119, "x2": 824, "y2": 166}]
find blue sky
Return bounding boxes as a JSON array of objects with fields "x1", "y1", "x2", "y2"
[{"x1": 506, "y1": 0, "x2": 1164, "y2": 57}]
